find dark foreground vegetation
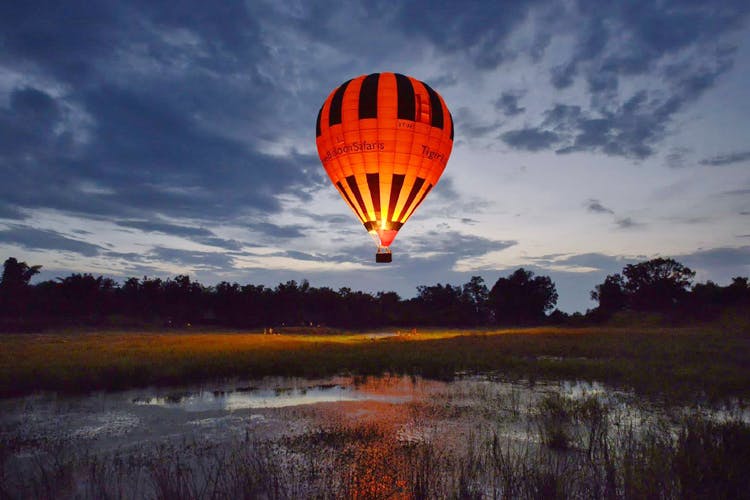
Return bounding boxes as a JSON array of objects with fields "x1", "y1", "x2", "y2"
[
  {"x1": 3, "y1": 381, "x2": 749, "y2": 499},
  {"x1": 1, "y1": 256, "x2": 749, "y2": 331}
]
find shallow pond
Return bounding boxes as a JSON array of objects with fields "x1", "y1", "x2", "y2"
[{"x1": 1, "y1": 374, "x2": 748, "y2": 498}]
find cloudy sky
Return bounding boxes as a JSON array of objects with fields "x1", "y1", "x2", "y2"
[{"x1": 1, "y1": 0, "x2": 749, "y2": 312}]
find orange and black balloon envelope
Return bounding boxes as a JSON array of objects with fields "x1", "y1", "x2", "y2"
[{"x1": 315, "y1": 73, "x2": 454, "y2": 259}]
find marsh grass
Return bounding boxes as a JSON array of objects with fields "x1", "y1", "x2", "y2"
[
  {"x1": 3, "y1": 389, "x2": 750, "y2": 499},
  {"x1": 2, "y1": 325, "x2": 749, "y2": 401}
]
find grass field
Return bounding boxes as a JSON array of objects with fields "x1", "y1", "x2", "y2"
[{"x1": 1, "y1": 325, "x2": 749, "y2": 400}]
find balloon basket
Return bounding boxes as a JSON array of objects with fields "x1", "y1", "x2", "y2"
[{"x1": 375, "y1": 247, "x2": 392, "y2": 263}]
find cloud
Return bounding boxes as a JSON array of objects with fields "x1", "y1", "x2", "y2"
[
  {"x1": 665, "y1": 147, "x2": 692, "y2": 168},
  {"x1": 678, "y1": 246, "x2": 750, "y2": 272},
  {"x1": 700, "y1": 150, "x2": 750, "y2": 167},
  {"x1": 0, "y1": 225, "x2": 101, "y2": 256},
  {"x1": 453, "y1": 107, "x2": 503, "y2": 139},
  {"x1": 522, "y1": 252, "x2": 633, "y2": 274},
  {"x1": 615, "y1": 217, "x2": 641, "y2": 229},
  {"x1": 512, "y1": 1, "x2": 750, "y2": 158},
  {"x1": 550, "y1": 252, "x2": 630, "y2": 271},
  {"x1": 501, "y1": 128, "x2": 560, "y2": 151},
  {"x1": 116, "y1": 220, "x2": 213, "y2": 238},
  {"x1": 0, "y1": 203, "x2": 26, "y2": 220},
  {"x1": 723, "y1": 189, "x2": 750, "y2": 196},
  {"x1": 550, "y1": 1, "x2": 748, "y2": 90},
  {"x1": 248, "y1": 222, "x2": 307, "y2": 239},
  {"x1": 586, "y1": 199, "x2": 614, "y2": 215},
  {"x1": 114, "y1": 219, "x2": 246, "y2": 250},
  {"x1": 403, "y1": 231, "x2": 515, "y2": 260},
  {"x1": 392, "y1": 1, "x2": 545, "y2": 69},
  {"x1": 495, "y1": 91, "x2": 526, "y2": 117},
  {"x1": 148, "y1": 247, "x2": 235, "y2": 270},
  {"x1": 505, "y1": 55, "x2": 735, "y2": 158}
]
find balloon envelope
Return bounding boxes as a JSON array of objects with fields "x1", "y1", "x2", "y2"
[{"x1": 315, "y1": 73, "x2": 454, "y2": 251}]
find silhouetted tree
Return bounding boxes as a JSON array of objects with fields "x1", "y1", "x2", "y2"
[
  {"x1": 56, "y1": 274, "x2": 118, "y2": 319},
  {"x1": 1, "y1": 253, "x2": 745, "y2": 332},
  {"x1": 375, "y1": 291, "x2": 402, "y2": 325},
  {"x1": 488, "y1": 268, "x2": 558, "y2": 324},
  {"x1": 462, "y1": 276, "x2": 490, "y2": 325},
  {"x1": 0, "y1": 258, "x2": 41, "y2": 318},
  {"x1": 590, "y1": 273, "x2": 628, "y2": 317},
  {"x1": 163, "y1": 275, "x2": 205, "y2": 324},
  {"x1": 726, "y1": 277, "x2": 750, "y2": 303},
  {"x1": 622, "y1": 258, "x2": 694, "y2": 311}
]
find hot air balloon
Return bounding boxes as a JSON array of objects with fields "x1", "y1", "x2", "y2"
[{"x1": 316, "y1": 73, "x2": 454, "y2": 263}]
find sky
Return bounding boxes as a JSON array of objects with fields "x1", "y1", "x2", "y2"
[{"x1": 1, "y1": 0, "x2": 749, "y2": 313}]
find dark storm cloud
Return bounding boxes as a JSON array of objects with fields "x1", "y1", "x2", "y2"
[
  {"x1": 586, "y1": 199, "x2": 614, "y2": 215},
  {"x1": 495, "y1": 91, "x2": 526, "y2": 117},
  {"x1": 0, "y1": 0, "x2": 326, "y2": 239},
  {"x1": 0, "y1": 225, "x2": 101, "y2": 256},
  {"x1": 700, "y1": 151, "x2": 750, "y2": 167}
]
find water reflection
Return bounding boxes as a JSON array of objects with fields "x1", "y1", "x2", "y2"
[
  {"x1": 132, "y1": 382, "x2": 412, "y2": 411},
  {"x1": 2, "y1": 374, "x2": 749, "y2": 498}
]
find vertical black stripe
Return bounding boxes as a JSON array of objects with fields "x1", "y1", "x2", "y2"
[
  {"x1": 387, "y1": 174, "x2": 405, "y2": 222},
  {"x1": 336, "y1": 181, "x2": 361, "y2": 221},
  {"x1": 358, "y1": 73, "x2": 379, "y2": 119},
  {"x1": 400, "y1": 177, "x2": 426, "y2": 220},
  {"x1": 395, "y1": 74, "x2": 415, "y2": 121},
  {"x1": 449, "y1": 111, "x2": 454, "y2": 140},
  {"x1": 328, "y1": 79, "x2": 351, "y2": 126},
  {"x1": 315, "y1": 106, "x2": 322, "y2": 137},
  {"x1": 423, "y1": 83, "x2": 444, "y2": 129},
  {"x1": 366, "y1": 173, "x2": 381, "y2": 217},
  {"x1": 409, "y1": 183, "x2": 433, "y2": 214},
  {"x1": 346, "y1": 175, "x2": 369, "y2": 220}
]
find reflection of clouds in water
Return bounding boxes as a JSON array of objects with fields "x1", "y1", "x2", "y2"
[
  {"x1": 2, "y1": 374, "x2": 749, "y2": 456},
  {"x1": 134, "y1": 382, "x2": 414, "y2": 412}
]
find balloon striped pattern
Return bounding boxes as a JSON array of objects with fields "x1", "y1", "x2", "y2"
[{"x1": 316, "y1": 72, "x2": 454, "y2": 248}]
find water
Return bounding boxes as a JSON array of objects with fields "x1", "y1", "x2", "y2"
[{"x1": 1, "y1": 374, "x2": 748, "y2": 498}]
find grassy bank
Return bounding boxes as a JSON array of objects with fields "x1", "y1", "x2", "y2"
[{"x1": 1, "y1": 326, "x2": 748, "y2": 399}]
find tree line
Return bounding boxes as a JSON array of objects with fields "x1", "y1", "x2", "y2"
[{"x1": 0, "y1": 256, "x2": 748, "y2": 331}]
